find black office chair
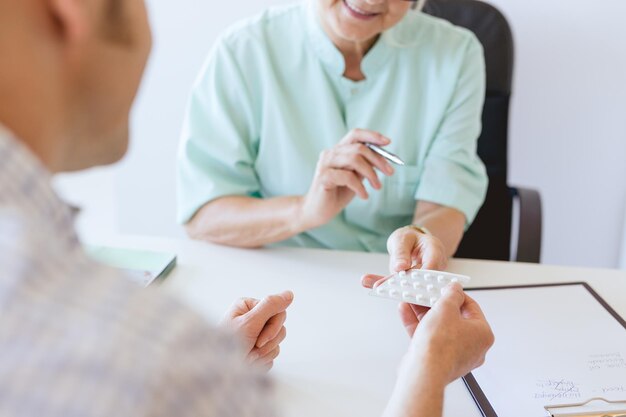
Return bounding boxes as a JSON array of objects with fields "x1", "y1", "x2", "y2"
[{"x1": 424, "y1": 0, "x2": 543, "y2": 263}]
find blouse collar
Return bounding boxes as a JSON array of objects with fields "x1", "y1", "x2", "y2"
[{"x1": 303, "y1": 2, "x2": 399, "y2": 79}]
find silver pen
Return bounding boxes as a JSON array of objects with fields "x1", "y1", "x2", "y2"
[{"x1": 366, "y1": 144, "x2": 405, "y2": 166}]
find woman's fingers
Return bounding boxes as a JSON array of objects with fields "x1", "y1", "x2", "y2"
[
  {"x1": 333, "y1": 152, "x2": 381, "y2": 189},
  {"x1": 340, "y1": 128, "x2": 391, "y2": 146},
  {"x1": 326, "y1": 143, "x2": 393, "y2": 177},
  {"x1": 360, "y1": 144, "x2": 394, "y2": 176},
  {"x1": 418, "y1": 235, "x2": 448, "y2": 271},
  {"x1": 387, "y1": 228, "x2": 418, "y2": 272},
  {"x1": 321, "y1": 145, "x2": 395, "y2": 189},
  {"x1": 316, "y1": 129, "x2": 397, "y2": 197},
  {"x1": 321, "y1": 169, "x2": 369, "y2": 199}
]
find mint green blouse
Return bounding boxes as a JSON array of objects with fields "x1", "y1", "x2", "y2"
[{"x1": 177, "y1": 3, "x2": 488, "y2": 252}]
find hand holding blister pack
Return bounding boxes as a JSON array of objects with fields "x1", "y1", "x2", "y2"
[{"x1": 369, "y1": 269, "x2": 471, "y2": 308}]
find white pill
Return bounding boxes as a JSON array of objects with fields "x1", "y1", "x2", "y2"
[
  {"x1": 402, "y1": 291, "x2": 411, "y2": 299},
  {"x1": 413, "y1": 282, "x2": 423, "y2": 290},
  {"x1": 427, "y1": 284, "x2": 435, "y2": 292},
  {"x1": 377, "y1": 287, "x2": 386, "y2": 295},
  {"x1": 411, "y1": 271, "x2": 420, "y2": 280},
  {"x1": 400, "y1": 279, "x2": 409, "y2": 287},
  {"x1": 399, "y1": 271, "x2": 407, "y2": 278},
  {"x1": 389, "y1": 289, "x2": 399, "y2": 297},
  {"x1": 451, "y1": 277, "x2": 459, "y2": 283},
  {"x1": 438, "y1": 275, "x2": 447, "y2": 283},
  {"x1": 424, "y1": 273, "x2": 433, "y2": 281},
  {"x1": 388, "y1": 278, "x2": 396, "y2": 285},
  {"x1": 416, "y1": 294, "x2": 425, "y2": 302},
  {"x1": 430, "y1": 296, "x2": 439, "y2": 305},
  {"x1": 440, "y1": 288, "x2": 447, "y2": 295}
]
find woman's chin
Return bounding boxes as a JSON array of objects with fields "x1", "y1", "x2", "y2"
[
  {"x1": 335, "y1": 26, "x2": 379, "y2": 44},
  {"x1": 329, "y1": 19, "x2": 374, "y2": 41}
]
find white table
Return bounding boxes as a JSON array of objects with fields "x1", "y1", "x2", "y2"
[{"x1": 90, "y1": 235, "x2": 626, "y2": 417}]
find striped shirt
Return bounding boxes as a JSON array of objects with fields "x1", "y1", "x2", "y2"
[{"x1": 0, "y1": 125, "x2": 274, "y2": 417}]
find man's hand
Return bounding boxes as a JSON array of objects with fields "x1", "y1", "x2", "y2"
[
  {"x1": 222, "y1": 291, "x2": 294, "y2": 370},
  {"x1": 364, "y1": 275, "x2": 494, "y2": 384},
  {"x1": 402, "y1": 284, "x2": 494, "y2": 383},
  {"x1": 387, "y1": 226, "x2": 448, "y2": 272}
]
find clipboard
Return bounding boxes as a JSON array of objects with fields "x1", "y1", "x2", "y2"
[
  {"x1": 462, "y1": 282, "x2": 626, "y2": 417},
  {"x1": 545, "y1": 397, "x2": 626, "y2": 416}
]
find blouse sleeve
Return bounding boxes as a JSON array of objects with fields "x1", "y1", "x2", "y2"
[
  {"x1": 415, "y1": 34, "x2": 489, "y2": 227},
  {"x1": 176, "y1": 38, "x2": 260, "y2": 224}
]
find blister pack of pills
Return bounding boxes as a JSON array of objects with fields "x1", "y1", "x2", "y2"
[{"x1": 369, "y1": 269, "x2": 471, "y2": 308}]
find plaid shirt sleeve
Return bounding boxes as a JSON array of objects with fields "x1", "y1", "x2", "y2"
[{"x1": 144, "y1": 316, "x2": 276, "y2": 417}]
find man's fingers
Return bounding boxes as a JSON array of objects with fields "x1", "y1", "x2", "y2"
[
  {"x1": 410, "y1": 303, "x2": 430, "y2": 321},
  {"x1": 255, "y1": 326, "x2": 287, "y2": 356},
  {"x1": 436, "y1": 283, "x2": 466, "y2": 312},
  {"x1": 458, "y1": 295, "x2": 495, "y2": 351},
  {"x1": 253, "y1": 346, "x2": 281, "y2": 366},
  {"x1": 388, "y1": 230, "x2": 417, "y2": 272},
  {"x1": 398, "y1": 303, "x2": 419, "y2": 336},
  {"x1": 361, "y1": 274, "x2": 386, "y2": 289},
  {"x1": 460, "y1": 294, "x2": 488, "y2": 321},
  {"x1": 256, "y1": 311, "x2": 287, "y2": 348},
  {"x1": 264, "y1": 346, "x2": 281, "y2": 362},
  {"x1": 223, "y1": 297, "x2": 259, "y2": 322},
  {"x1": 398, "y1": 303, "x2": 431, "y2": 337},
  {"x1": 260, "y1": 362, "x2": 274, "y2": 372},
  {"x1": 250, "y1": 291, "x2": 294, "y2": 325}
]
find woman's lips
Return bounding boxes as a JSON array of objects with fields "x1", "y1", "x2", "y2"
[{"x1": 342, "y1": 0, "x2": 381, "y2": 20}]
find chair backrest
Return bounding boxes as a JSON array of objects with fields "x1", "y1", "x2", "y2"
[{"x1": 424, "y1": 0, "x2": 514, "y2": 261}]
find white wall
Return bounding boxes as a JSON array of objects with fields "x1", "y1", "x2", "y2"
[
  {"x1": 55, "y1": 0, "x2": 626, "y2": 268},
  {"x1": 487, "y1": 0, "x2": 626, "y2": 267},
  {"x1": 621, "y1": 207, "x2": 626, "y2": 269}
]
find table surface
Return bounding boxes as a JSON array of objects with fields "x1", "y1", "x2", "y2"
[{"x1": 89, "y1": 235, "x2": 626, "y2": 417}]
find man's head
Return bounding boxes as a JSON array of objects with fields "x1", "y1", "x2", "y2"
[{"x1": 0, "y1": 0, "x2": 152, "y2": 172}]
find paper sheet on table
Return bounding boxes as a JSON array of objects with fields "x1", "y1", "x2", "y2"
[{"x1": 466, "y1": 284, "x2": 626, "y2": 417}]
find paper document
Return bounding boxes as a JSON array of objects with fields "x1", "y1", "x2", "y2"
[{"x1": 465, "y1": 284, "x2": 626, "y2": 417}]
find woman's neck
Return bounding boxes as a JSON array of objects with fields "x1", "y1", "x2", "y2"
[
  {"x1": 321, "y1": 20, "x2": 379, "y2": 81},
  {"x1": 339, "y1": 36, "x2": 379, "y2": 81}
]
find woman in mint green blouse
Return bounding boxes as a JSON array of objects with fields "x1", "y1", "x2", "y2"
[{"x1": 177, "y1": 0, "x2": 488, "y2": 272}]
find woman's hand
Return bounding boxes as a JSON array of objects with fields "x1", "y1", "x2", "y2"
[
  {"x1": 221, "y1": 291, "x2": 294, "y2": 371},
  {"x1": 298, "y1": 129, "x2": 395, "y2": 229},
  {"x1": 387, "y1": 226, "x2": 449, "y2": 272}
]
